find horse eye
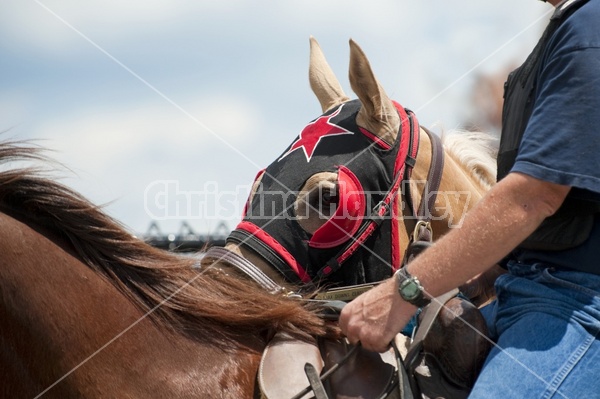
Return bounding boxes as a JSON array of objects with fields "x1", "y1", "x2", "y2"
[{"x1": 321, "y1": 189, "x2": 338, "y2": 206}]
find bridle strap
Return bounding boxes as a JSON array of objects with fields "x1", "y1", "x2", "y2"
[
  {"x1": 417, "y1": 127, "x2": 445, "y2": 220},
  {"x1": 401, "y1": 127, "x2": 445, "y2": 258},
  {"x1": 202, "y1": 246, "x2": 291, "y2": 295}
]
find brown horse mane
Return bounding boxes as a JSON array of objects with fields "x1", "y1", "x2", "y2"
[{"x1": 0, "y1": 139, "x2": 332, "y2": 348}]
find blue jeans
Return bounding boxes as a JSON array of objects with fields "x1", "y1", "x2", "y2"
[{"x1": 469, "y1": 261, "x2": 600, "y2": 399}]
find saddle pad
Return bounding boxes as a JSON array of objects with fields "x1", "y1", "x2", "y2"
[{"x1": 259, "y1": 332, "x2": 323, "y2": 399}]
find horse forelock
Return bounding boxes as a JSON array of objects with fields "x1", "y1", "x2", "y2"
[
  {"x1": 0, "y1": 139, "x2": 332, "y2": 348},
  {"x1": 441, "y1": 129, "x2": 498, "y2": 190}
]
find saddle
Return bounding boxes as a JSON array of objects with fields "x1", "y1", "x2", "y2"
[
  {"x1": 258, "y1": 293, "x2": 491, "y2": 399},
  {"x1": 406, "y1": 295, "x2": 491, "y2": 399},
  {"x1": 258, "y1": 332, "x2": 403, "y2": 399}
]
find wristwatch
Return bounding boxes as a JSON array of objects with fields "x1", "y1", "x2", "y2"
[{"x1": 395, "y1": 267, "x2": 431, "y2": 308}]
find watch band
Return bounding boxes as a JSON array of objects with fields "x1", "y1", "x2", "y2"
[{"x1": 395, "y1": 267, "x2": 431, "y2": 308}]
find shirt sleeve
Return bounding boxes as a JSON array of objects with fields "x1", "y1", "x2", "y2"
[{"x1": 512, "y1": 28, "x2": 600, "y2": 194}]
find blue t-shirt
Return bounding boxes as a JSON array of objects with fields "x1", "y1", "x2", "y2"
[{"x1": 511, "y1": 0, "x2": 600, "y2": 272}]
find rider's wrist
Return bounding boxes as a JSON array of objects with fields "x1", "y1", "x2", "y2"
[{"x1": 395, "y1": 267, "x2": 431, "y2": 308}]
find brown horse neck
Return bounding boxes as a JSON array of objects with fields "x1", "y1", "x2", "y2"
[{"x1": 0, "y1": 210, "x2": 263, "y2": 397}]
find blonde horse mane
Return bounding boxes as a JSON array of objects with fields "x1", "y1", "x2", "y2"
[{"x1": 441, "y1": 129, "x2": 498, "y2": 190}]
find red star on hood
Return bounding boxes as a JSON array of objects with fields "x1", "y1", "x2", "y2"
[{"x1": 279, "y1": 105, "x2": 353, "y2": 162}]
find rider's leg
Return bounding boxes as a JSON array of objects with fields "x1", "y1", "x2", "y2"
[{"x1": 470, "y1": 262, "x2": 600, "y2": 399}]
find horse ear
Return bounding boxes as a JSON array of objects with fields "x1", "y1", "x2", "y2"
[
  {"x1": 309, "y1": 36, "x2": 350, "y2": 113},
  {"x1": 349, "y1": 39, "x2": 400, "y2": 144}
]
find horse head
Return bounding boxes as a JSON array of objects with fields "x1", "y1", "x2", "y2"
[{"x1": 224, "y1": 38, "x2": 496, "y2": 290}]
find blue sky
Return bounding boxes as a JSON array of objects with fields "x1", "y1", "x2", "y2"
[{"x1": 0, "y1": 0, "x2": 552, "y2": 236}]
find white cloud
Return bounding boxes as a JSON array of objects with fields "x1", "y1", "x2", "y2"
[{"x1": 32, "y1": 95, "x2": 260, "y2": 170}]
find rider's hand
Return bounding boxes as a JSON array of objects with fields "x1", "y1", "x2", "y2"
[{"x1": 338, "y1": 277, "x2": 418, "y2": 353}]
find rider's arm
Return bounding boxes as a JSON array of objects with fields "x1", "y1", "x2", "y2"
[{"x1": 339, "y1": 171, "x2": 570, "y2": 352}]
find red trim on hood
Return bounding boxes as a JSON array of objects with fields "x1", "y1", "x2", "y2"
[
  {"x1": 358, "y1": 127, "x2": 392, "y2": 150},
  {"x1": 235, "y1": 221, "x2": 312, "y2": 283},
  {"x1": 392, "y1": 101, "x2": 412, "y2": 175}
]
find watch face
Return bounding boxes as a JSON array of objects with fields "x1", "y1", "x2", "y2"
[{"x1": 400, "y1": 279, "x2": 420, "y2": 300}]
